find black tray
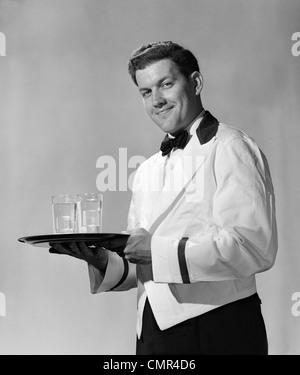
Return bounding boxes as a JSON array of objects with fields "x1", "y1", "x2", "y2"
[{"x1": 18, "y1": 233, "x2": 129, "y2": 255}]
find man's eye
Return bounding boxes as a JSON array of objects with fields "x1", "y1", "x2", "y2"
[
  {"x1": 141, "y1": 91, "x2": 151, "y2": 98},
  {"x1": 162, "y1": 82, "x2": 173, "y2": 88}
]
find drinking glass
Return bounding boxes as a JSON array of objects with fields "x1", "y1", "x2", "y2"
[
  {"x1": 77, "y1": 193, "x2": 103, "y2": 233},
  {"x1": 52, "y1": 194, "x2": 78, "y2": 234}
]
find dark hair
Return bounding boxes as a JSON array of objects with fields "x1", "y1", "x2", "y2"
[{"x1": 128, "y1": 41, "x2": 200, "y2": 86}]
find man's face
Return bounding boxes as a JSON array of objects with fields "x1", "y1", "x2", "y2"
[{"x1": 135, "y1": 59, "x2": 201, "y2": 134}]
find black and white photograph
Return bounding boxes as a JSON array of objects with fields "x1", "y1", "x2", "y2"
[{"x1": 0, "y1": 0, "x2": 300, "y2": 357}]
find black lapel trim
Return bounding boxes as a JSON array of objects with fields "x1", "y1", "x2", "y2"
[{"x1": 196, "y1": 111, "x2": 219, "y2": 145}]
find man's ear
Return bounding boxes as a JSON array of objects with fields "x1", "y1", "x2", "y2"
[{"x1": 191, "y1": 71, "x2": 203, "y2": 95}]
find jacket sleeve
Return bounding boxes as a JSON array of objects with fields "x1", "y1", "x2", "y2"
[
  {"x1": 88, "y1": 251, "x2": 137, "y2": 293},
  {"x1": 88, "y1": 191, "x2": 138, "y2": 293},
  {"x1": 151, "y1": 137, "x2": 278, "y2": 283}
]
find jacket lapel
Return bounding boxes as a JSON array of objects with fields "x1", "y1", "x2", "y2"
[
  {"x1": 146, "y1": 111, "x2": 219, "y2": 233},
  {"x1": 196, "y1": 110, "x2": 219, "y2": 145}
]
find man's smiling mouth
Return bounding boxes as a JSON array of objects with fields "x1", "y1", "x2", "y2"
[{"x1": 156, "y1": 107, "x2": 173, "y2": 116}]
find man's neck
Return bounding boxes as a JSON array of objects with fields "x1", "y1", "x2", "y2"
[{"x1": 170, "y1": 108, "x2": 205, "y2": 137}]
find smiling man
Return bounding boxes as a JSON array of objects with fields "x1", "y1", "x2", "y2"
[
  {"x1": 52, "y1": 41, "x2": 278, "y2": 355},
  {"x1": 136, "y1": 58, "x2": 203, "y2": 135}
]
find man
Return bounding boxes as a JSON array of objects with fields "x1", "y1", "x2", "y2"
[{"x1": 51, "y1": 41, "x2": 278, "y2": 355}]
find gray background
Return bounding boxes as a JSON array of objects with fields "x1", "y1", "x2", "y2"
[{"x1": 0, "y1": 0, "x2": 299, "y2": 354}]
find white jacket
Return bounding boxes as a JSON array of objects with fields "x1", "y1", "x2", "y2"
[{"x1": 88, "y1": 111, "x2": 278, "y2": 337}]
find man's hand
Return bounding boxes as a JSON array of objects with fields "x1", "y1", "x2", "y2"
[
  {"x1": 124, "y1": 228, "x2": 152, "y2": 264},
  {"x1": 49, "y1": 242, "x2": 108, "y2": 271}
]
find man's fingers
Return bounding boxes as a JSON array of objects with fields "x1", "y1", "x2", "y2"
[
  {"x1": 52, "y1": 243, "x2": 71, "y2": 254},
  {"x1": 49, "y1": 242, "x2": 107, "y2": 265},
  {"x1": 50, "y1": 243, "x2": 79, "y2": 258},
  {"x1": 78, "y1": 242, "x2": 95, "y2": 257},
  {"x1": 49, "y1": 247, "x2": 62, "y2": 254},
  {"x1": 69, "y1": 242, "x2": 81, "y2": 256},
  {"x1": 123, "y1": 242, "x2": 133, "y2": 254}
]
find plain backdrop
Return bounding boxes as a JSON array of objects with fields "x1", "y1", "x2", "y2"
[{"x1": 0, "y1": 0, "x2": 300, "y2": 355}]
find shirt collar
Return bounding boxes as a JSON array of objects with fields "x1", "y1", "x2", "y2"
[
  {"x1": 189, "y1": 108, "x2": 206, "y2": 136},
  {"x1": 167, "y1": 109, "x2": 219, "y2": 145},
  {"x1": 167, "y1": 108, "x2": 206, "y2": 139}
]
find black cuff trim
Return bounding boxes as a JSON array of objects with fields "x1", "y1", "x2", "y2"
[
  {"x1": 109, "y1": 258, "x2": 129, "y2": 291},
  {"x1": 178, "y1": 237, "x2": 190, "y2": 283}
]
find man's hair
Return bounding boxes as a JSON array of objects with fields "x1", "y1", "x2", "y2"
[{"x1": 128, "y1": 41, "x2": 200, "y2": 86}]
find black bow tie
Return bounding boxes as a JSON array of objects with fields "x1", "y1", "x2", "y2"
[{"x1": 160, "y1": 129, "x2": 189, "y2": 157}]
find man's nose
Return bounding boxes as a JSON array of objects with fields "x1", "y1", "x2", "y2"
[{"x1": 152, "y1": 90, "x2": 166, "y2": 107}]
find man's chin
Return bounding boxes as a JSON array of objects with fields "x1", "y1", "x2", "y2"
[{"x1": 155, "y1": 121, "x2": 178, "y2": 134}]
